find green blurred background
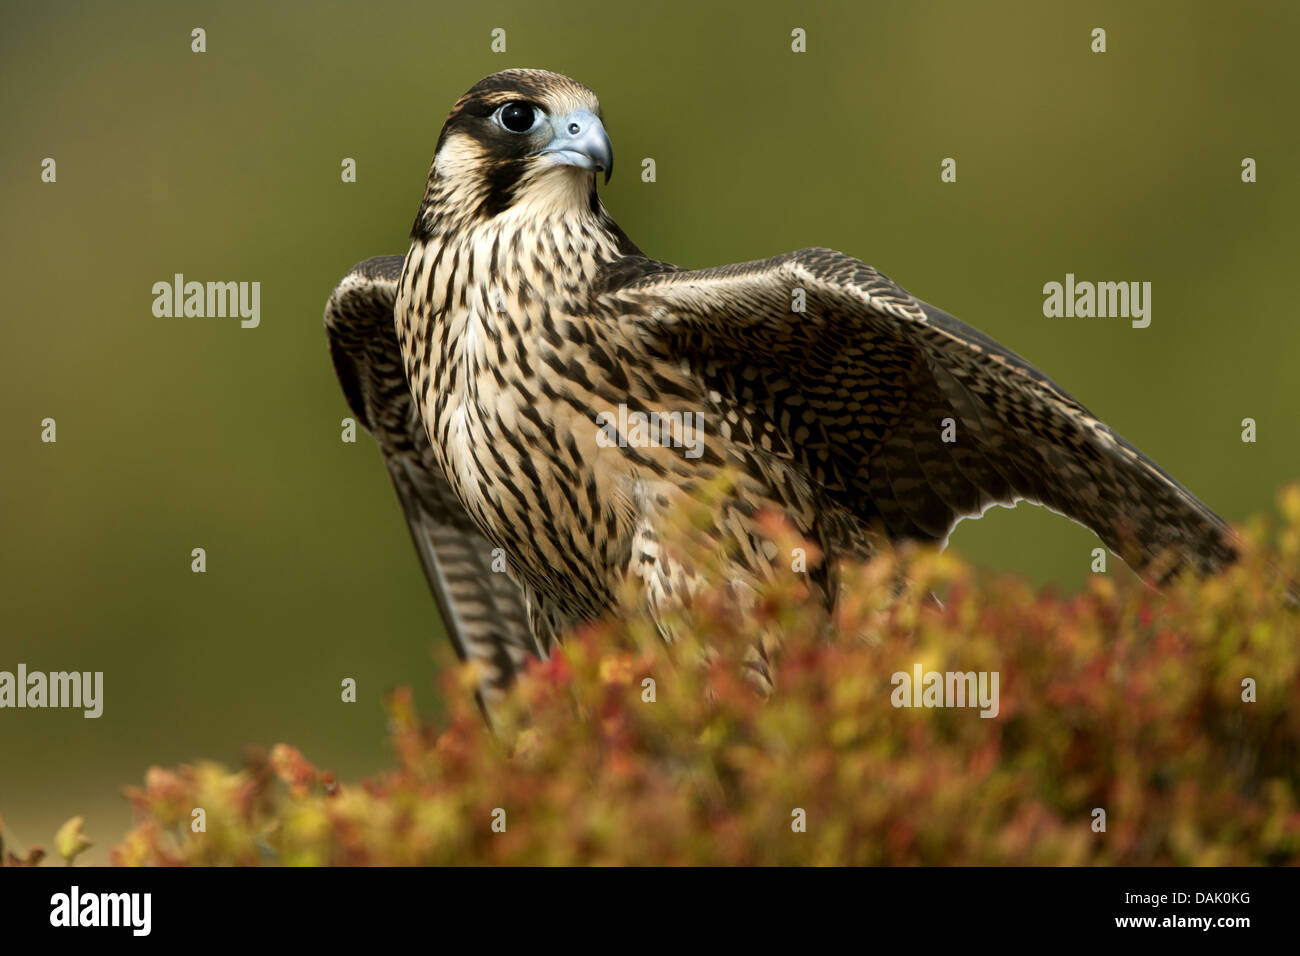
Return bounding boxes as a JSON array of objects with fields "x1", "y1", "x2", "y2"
[{"x1": 2, "y1": 0, "x2": 1296, "y2": 863}]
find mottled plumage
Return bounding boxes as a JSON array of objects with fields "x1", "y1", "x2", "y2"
[
  {"x1": 326, "y1": 255, "x2": 542, "y2": 718},
  {"x1": 325, "y1": 69, "x2": 1237, "y2": 705}
]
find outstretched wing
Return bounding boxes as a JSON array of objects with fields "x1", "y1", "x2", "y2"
[
  {"x1": 324, "y1": 256, "x2": 542, "y2": 714},
  {"x1": 602, "y1": 247, "x2": 1238, "y2": 579}
]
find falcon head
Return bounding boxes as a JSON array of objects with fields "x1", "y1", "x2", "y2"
[{"x1": 418, "y1": 69, "x2": 613, "y2": 229}]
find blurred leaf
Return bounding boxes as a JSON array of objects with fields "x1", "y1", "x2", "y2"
[{"x1": 54, "y1": 816, "x2": 93, "y2": 864}]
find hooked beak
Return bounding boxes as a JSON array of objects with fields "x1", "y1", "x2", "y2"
[{"x1": 536, "y1": 109, "x2": 613, "y2": 184}]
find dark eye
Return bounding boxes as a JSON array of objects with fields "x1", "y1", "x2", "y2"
[{"x1": 497, "y1": 102, "x2": 538, "y2": 134}]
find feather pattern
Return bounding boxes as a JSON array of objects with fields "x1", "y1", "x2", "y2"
[{"x1": 324, "y1": 255, "x2": 541, "y2": 718}]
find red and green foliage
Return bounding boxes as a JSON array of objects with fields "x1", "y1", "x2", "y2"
[{"x1": 13, "y1": 487, "x2": 1300, "y2": 866}]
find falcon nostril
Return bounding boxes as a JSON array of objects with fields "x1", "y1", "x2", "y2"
[{"x1": 567, "y1": 122, "x2": 581, "y2": 135}]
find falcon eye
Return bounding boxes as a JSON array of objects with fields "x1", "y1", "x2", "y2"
[{"x1": 496, "y1": 102, "x2": 540, "y2": 134}]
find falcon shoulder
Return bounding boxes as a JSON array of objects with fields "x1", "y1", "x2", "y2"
[
  {"x1": 324, "y1": 255, "x2": 542, "y2": 715},
  {"x1": 598, "y1": 247, "x2": 1239, "y2": 580}
]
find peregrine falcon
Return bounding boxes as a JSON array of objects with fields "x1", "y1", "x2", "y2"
[{"x1": 325, "y1": 69, "x2": 1236, "y2": 708}]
